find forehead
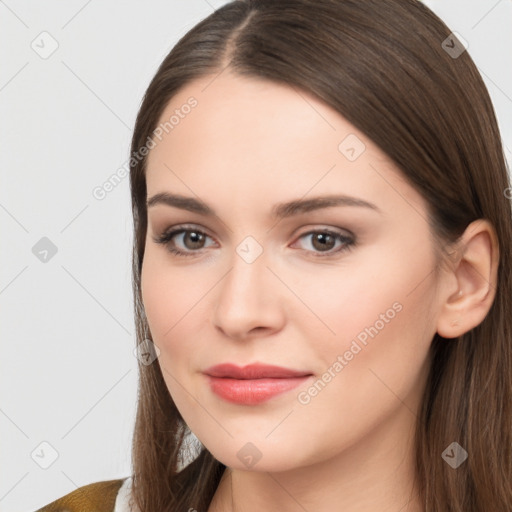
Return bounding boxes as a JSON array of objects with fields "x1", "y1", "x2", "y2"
[
  {"x1": 144, "y1": 72, "x2": 425, "y2": 220},
  {"x1": 149, "y1": 71, "x2": 361, "y2": 162}
]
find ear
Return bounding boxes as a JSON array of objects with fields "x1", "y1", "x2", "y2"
[{"x1": 436, "y1": 219, "x2": 500, "y2": 339}]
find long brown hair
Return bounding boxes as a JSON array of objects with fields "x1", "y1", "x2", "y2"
[{"x1": 128, "y1": 1, "x2": 512, "y2": 510}]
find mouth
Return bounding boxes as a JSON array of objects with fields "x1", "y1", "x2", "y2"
[
  {"x1": 203, "y1": 362, "x2": 313, "y2": 379},
  {"x1": 203, "y1": 363, "x2": 313, "y2": 405}
]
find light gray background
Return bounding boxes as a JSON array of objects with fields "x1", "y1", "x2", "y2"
[{"x1": 1, "y1": 1, "x2": 511, "y2": 511}]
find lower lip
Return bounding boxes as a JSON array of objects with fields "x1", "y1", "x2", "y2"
[{"x1": 205, "y1": 375, "x2": 312, "y2": 405}]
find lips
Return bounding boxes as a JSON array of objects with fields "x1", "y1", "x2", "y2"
[
  {"x1": 203, "y1": 363, "x2": 313, "y2": 405},
  {"x1": 203, "y1": 363, "x2": 312, "y2": 379}
]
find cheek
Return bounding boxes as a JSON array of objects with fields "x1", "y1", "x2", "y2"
[
  {"x1": 288, "y1": 260, "x2": 434, "y2": 460},
  {"x1": 140, "y1": 259, "x2": 198, "y2": 412},
  {"x1": 140, "y1": 253, "x2": 211, "y2": 371},
  {"x1": 303, "y1": 239, "x2": 436, "y2": 386},
  {"x1": 345, "y1": 261, "x2": 434, "y2": 382},
  {"x1": 295, "y1": 249, "x2": 427, "y2": 348}
]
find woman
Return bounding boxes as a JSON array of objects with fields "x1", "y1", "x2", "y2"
[{"x1": 35, "y1": 0, "x2": 512, "y2": 510}]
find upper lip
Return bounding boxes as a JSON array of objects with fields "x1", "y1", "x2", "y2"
[{"x1": 204, "y1": 363, "x2": 312, "y2": 379}]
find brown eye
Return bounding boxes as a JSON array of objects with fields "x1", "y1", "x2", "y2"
[
  {"x1": 180, "y1": 230, "x2": 207, "y2": 250},
  {"x1": 311, "y1": 232, "x2": 336, "y2": 251},
  {"x1": 153, "y1": 226, "x2": 216, "y2": 257},
  {"x1": 294, "y1": 229, "x2": 355, "y2": 258}
]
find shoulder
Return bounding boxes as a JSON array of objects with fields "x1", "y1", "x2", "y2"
[{"x1": 33, "y1": 476, "x2": 137, "y2": 512}]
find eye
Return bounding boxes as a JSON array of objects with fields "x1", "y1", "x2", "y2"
[
  {"x1": 152, "y1": 225, "x2": 216, "y2": 257},
  {"x1": 152, "y1": 225, "x2": 356, "y2": 258},
  {"x1": 292, "y1": 229, "x2": 355, "y2": 258}
]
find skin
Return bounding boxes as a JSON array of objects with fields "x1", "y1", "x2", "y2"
[{"x1": 140, "y1": 71, "x2": 499, "y2": 511}]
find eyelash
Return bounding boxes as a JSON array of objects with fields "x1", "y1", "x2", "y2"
[{"x1": 153, "y1": 224, "x2": 356, "y2": 259}]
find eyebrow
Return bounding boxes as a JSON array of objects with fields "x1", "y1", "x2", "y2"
[{"x1": 146, "y1": 192, "x2": 382, "y2": 218}]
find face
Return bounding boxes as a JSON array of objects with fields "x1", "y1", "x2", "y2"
[{"x1": 141, "y1": 71, "x2": 441, "y2": 472}]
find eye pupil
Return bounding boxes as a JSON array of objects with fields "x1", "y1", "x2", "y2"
[
  {"x1": 312, "y1": 233, "x2": 335, "y2": 251},
  {"x1": 185, "y1": 231, "x2": 204, "y2": 249}
]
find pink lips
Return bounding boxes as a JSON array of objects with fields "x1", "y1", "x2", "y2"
[{"x1": 203, "y1": 363, "x2": 313, "y2": 405}]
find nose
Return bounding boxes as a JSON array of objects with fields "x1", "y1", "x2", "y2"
[{"x1": 212, "y1": 248, "x2": 285, "y2": 340}]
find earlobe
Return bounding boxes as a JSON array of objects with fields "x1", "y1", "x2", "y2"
[{"x1": 436, "y1": 219, "x2": 499, "y2": 339}]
